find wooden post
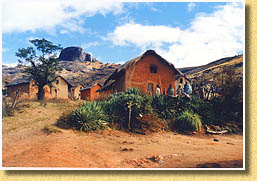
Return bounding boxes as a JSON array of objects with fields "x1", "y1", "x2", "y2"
[{"x1": 11, "y1": 89, "x2": 20, "y2": 109}]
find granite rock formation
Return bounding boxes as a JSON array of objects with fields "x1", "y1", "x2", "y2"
[{"x1": 59, "y1": 47, "x2": 97, "y2": 62}]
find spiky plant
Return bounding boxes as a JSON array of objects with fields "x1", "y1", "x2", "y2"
[
  {"x1": 173, "y1": 110, "x2": 202, "y2": 132},
  {"x1": 71, "y1": 101, "x2": 109, "y2": 132}
]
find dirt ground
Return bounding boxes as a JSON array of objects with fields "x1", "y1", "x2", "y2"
[{"x1": 2, "y1": 101, "x2": 243, "y2": 168}]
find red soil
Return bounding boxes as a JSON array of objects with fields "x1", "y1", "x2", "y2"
[{"x1": 2, "y1": 129, "x2": 243, "y2": 168}]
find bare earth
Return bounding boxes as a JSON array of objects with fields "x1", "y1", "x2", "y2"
[{"x1": 2, "y1": 101, "x2": 243, "y2": 168}]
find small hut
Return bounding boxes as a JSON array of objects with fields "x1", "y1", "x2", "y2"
[
  {"x1": 80, "y1": 83, "x2": 102, "y2": 101},
  {"x1": 6, "y1": 76, "x2": 38, "y2": 100}
]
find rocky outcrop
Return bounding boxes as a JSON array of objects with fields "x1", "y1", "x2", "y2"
[
  {"x1": 59, "y1": 47, "x2": 97, "y2": 62},
  {"x1": 59, "y1": 47, "x2": 86, "y2": 62}
]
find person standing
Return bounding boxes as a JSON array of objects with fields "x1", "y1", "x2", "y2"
[
  {"x1": 156, "y1": 84, "x2": 161, "y2": 96},
  {"x1": 184, "y1": 82, "x2": 192, "y2": 95},
  {"x1": 177, "y1": 84, "x2": 183, "y2": 96},
  {"x1": 167, "y1": 84, "x2": 174, "y2": 97}
]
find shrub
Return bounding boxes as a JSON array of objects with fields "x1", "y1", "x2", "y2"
[
  {"x1": 135, "y1": 113, "x2": 169, "y2": 134},
  {"x1": 105, "y1": 87, "x2": 152, "y2": 131},
  {"x1": 173, "y1": 110, "x2": 202, "y2": 132},
  {"x1": 151, "y1": 95, "x2": 177, "y2": 120},
  {"x1": 71, "y1": 101, "x2": 109, "y2": 132}
]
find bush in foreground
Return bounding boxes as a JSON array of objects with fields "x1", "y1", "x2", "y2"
[
  {"x1": 151, "y1": 95, "x2": 177, "y2": 120},
  {"x1": 173, "y1": 110, "x2": 202, "y2": 133},
  {"x1": 104, "y1": 87, "x2": 152, "y2": 131},
  {"x1": 69, "y1": 101, "x2": 109, "y2": 132},
  {"x1": 135, "y1": 113, "x2": 169, "y2": 134}
]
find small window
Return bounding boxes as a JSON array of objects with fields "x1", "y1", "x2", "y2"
[
  {"x1": 180, "y1": 78, "x2": 183, "y2": 84},
  {"x1": 147, "y1": 83, "x2": 153, "y2": 92},
  {"x1": 150, "y1": 65, "x2": 157, "y2": 73},
  {"x1": 56, "y1": 80, "x2": 59, "y2": 85}
]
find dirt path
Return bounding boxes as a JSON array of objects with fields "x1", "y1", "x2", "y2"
[
  {"x1": 2, "y1": 129, "x2": 243, "y2": 168},
  {"x1": 2, "y1": 101, "x2": 243, "y2": 168}
]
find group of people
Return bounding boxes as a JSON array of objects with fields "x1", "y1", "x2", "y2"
[{"x1": 155, "y1": 82, "x2": 192, "y2": 98}]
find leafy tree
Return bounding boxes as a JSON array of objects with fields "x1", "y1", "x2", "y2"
[{"x1": 16, "y1": 38, "x2": 63, "y2": 100}]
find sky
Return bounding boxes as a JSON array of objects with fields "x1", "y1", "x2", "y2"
[{"x1": 1, "y1": 0, "x2": 244, "y2": 68}]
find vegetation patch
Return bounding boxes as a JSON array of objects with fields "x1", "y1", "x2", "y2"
[
  {"x1": 103, "y1": 88, "x2": 152, "y2": 131},
  {"x1": 173, "y1": 110, "x2": 202, "y2": 133},
  {"x1": 66, "y1": 101, "x2": 109, "y2": 132},
  {"x1": 136, "y1": 113, "x2": 169, "y2": 135},
  {"x1": 56, "y1": 82, "x2": 243, "y2": 135}
]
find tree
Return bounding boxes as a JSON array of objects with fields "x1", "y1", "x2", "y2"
[{"x1": 16, "y1": 38, "x2": 63, "y2": 100}]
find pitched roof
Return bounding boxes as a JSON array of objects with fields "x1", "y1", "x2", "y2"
[
  {"x1": 5, "y1": 76, "x2": 33, "y2": 87},
  {"x1": 100, "y1": 49, "x2": 185, "y2": 91},
  {"x1": 5, "y1": 75, "x2": 72, "y2": 87},
  {"x1": 56, "y1": 76, "x2": 72, "y2": 87}
]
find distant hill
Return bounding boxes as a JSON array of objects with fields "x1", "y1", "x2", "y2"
[
  {"x1": 183, "y1": 54, "x2": 243, "y2": 98},
  {"x1": 179, "y1": 54, "x2": 243, "y2": 76}
]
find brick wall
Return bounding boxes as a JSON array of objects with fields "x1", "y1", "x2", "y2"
[
  {"x1": 81, "y1": 84, "x2": 101, "y2": 101},
  {"x1": 90, "y1": 84, "x2": 101, "y2": 101},
  {"x1": 81, "y1": 89, "x2": 90, "y2": 100}
]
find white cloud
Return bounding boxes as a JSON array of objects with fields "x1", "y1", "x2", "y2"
[
  {"x1": 106, "y1": 21, "x2": 181, "y2": 49},
  {"x1": 106, "y1": 3, "x2": 244, "y2": 68},
  {"x1": 2, "y1": 0, "x2": 124, "y2": 34},
  {"x1": 187, "y1": 2, "x2": 196, "y2": 12},
  {"x1": 81, "y1": 41, "x2": 100, "y2": 49}
]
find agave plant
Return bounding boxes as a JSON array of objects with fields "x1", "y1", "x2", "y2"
[
  {"x1": 71, "y1": 101, "x2": 109, "y2": 132},
  {"x1": 173, "y1": 110, "x2": 202, "y2": 132}
]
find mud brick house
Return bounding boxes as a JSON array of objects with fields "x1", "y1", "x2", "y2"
[
  {"x1": 99, "y1": 50, "x2": 188, "y2": 98},
  {"x1": 6, "y1": 76, "x2": 71, "y2": 100},
  {"x1": 80, "y1": 83, "x2": 102, "y2": 101},
  {"x1": 43, "y1": 76, "x2": 71, "y2": 99},
  {"x1": 6, "y1": 76, "x2": 38, "y2": 100},
  {"x1": 69, "y1": 83, "x2": 84, "y2": 100}
]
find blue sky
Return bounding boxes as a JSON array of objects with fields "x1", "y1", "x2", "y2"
[{"x1": 2, "y1": 1, "x2": 244, "y2": 68}]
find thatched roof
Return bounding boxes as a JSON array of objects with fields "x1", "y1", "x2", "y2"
[
  {"x1": 6, "y1": 75, "x2": 72, "y2": 87},
  {"x1": 5, "y1": 76, "x2": 32, "y2": 87},
  {"x1": 100, "y1": 50, "x2": 185, "y2": 91}
]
